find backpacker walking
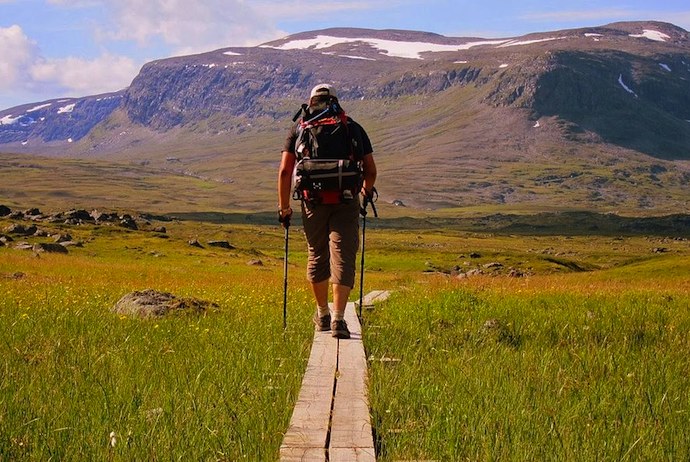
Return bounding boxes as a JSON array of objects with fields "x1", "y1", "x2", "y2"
[{"x1": 278, "y1": 83, "x2": 377, "y2": 339}]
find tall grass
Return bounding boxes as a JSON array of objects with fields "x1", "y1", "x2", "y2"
[
  {"x1": 2, "y1": 215, "x2": 689, "y2": 460},
  {"x1": 365, "y1": 282, "x2": 690, "y2": 461},
  {"x1": 0, "y1": 222, "x2": 315, "y2": 460}
]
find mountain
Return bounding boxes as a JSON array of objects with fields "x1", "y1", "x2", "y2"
[{"x1": 1, "y1": 21, "x2": 690, "y2": 212}]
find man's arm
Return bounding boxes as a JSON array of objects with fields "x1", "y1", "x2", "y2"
[
  {"x1": 278, "y1": 150, "x2": 296, "y2": 218},
  {"x1": 361, "y1": 152, "x2": 377, "y2": 196}
]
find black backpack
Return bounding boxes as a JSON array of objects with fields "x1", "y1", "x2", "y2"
[{"x1": 292, "y1": 102, "x2": 363, "y2": 204}]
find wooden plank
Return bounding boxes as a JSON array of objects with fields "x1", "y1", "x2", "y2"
[
  {"x1": 282, "y1": 293, "x2": 385, "y2": 461},
  {"x1": 279, "y1": 447, "x2": 327, "y2": 462},
  {"x1": 330, "y1": 447, "x2": 377, "y2": 461},
  {"x1": 356, "y1": 290, "x2": 391, "y2": 310},
  {"x1": 280, "y1": 331, "x2": 337, "y2": 460},
  {"x1": 329, "y1": 303, "x2": 375, "y2": 459}
]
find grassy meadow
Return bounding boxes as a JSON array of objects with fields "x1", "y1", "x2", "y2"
[{"x1": 1, "y1": 209, "x2": 689, "y2": 460}]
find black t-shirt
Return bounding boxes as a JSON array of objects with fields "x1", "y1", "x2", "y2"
[{"x1": 283, "y1": 115, "x2": 373, "y2": 161}]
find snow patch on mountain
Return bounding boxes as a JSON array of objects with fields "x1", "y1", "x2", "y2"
[
  {"x1": 659, "y1": 63, "x2": 672, "y2": 72},
  {"x1": 629, "y1": 30, "x2": 670, "y2": 42},
  {"x1": 96, "y1": 95, "x2": 121, "y2": 102},
  {"x1": 337, "y1": 54, "x2": 377, "y2": 61},
  {"x1": 498, "y1": 37, "x2": 565, "y2": 48},
  {"x1": 618, "y1": 74, "x2": 638, "y2": 98},
  {"x1": 0, "y1": 115, "x2": 21, "y2": 125},
  {"x1": 26, "y1": 103, "x2": 52, "y2": 113},
  {"x1": 264, "y1": 35, "x2": 509, "y2": 59},
  {"x1": 57, "y1": 103, "x2": 76, "y2": 114}
]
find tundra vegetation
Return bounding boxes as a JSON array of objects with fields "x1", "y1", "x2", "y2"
[{"x1": 1, "y1": 201, "x2": 688, "y2": 461}]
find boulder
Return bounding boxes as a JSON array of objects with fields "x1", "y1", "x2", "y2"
[
  {"x1": 208, "y1": 240, "x2": 235, "y2": 249},
  {"x1": 0, "y1": 234, "x2": 14, "y2": 244},
  {"x1": 33, "y1": 243, "x2": 69, "y2": 254},
  {"x1": 53, "y1": 233, "x2": 73, "y2": 243},
  {"x1": 112, "y1": 289, "x2": 218, "y2": 318},
  {"x1": 0, "y1": 205, "x2": 10, "y2": 217},
  {"x1": 119, "y1": 216, "x2": 138, "y2": 230},
  {"x1": 91, "y1": 210, "x2": 118, "y2": 222},
  {"x1": 4, "y1": 224, "x2": 38, "y2": 236},
  {"x1": 188, "y1": 239, "x2": 204, "y2": 248},
  {"x1": 64, "y1": 209, "x2": 93, "y2": 222},
  {"x1": 247, "y1": 259, "x2": 264, "y2": 266},
  {"x1": 153, "y1": 226, "x2": 167, "y2": 234},
  {"x1": 23, "y1": 208, "x2": 41, "y2": 217}
]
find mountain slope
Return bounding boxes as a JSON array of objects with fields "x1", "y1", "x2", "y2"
[{"x1": 1, "y1": 21, "x2": 689, "y2": 212}]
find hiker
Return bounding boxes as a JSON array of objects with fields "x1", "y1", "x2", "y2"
[{"x1": 278, "y1": 83, "x2": 377, "y2": 339}]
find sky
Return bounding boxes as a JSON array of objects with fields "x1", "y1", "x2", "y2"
[{"x1": 1, "y1": 0, "x2": 689, "y2": 111}]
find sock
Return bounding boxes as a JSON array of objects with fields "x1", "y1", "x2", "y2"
[
  {"x1": 333, "y1": 311, "x2": 344, "y2": 321},
  {"x1": 317, "y1": 305, "x2": 330, "y2": 318}
]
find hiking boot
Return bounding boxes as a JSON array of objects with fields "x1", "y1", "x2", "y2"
[
  {"x1": 313, "y1": 312, "x2": 331, "y2": 332},
  {"x1": 331, "y1": 319, "x2": 350, "y2": 339}
]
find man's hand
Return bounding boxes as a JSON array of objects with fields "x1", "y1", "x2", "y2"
[
  {"x1": 278, "y1": 207, "x2": 293, "y2": 228},
  {"x1": 360, "y1": 187, "x2": 378, "y2": 218}
]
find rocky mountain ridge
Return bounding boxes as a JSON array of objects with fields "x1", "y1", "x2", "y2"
[
  {"x1": 1, "y1": 21, "x2": 689, "y2": 212},
  {"x1": 2, "y1": 21, "x2": 689, "y2": 146}
]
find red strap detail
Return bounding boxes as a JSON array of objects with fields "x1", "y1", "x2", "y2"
[
  {"x1": 299, "y1": 112, "x2": 355, "y2": 161},
  {"x1": 299, "y1": 115, "x2": 342, "y2": 129},
  {"x1": 319, "y1": 190, "x2": 342, "y2": 204}
]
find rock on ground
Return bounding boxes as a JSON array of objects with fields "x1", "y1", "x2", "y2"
[
  {"x1": 33, "y1": 243, "x2": 69, "y2": 254},
  {"x1": 112, "y1": 289, "x2": 218, "y2": 318}
]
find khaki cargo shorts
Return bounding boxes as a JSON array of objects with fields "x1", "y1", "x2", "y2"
[{"x1": 301, "y1": 198, "x2": 360, "y2": 288}]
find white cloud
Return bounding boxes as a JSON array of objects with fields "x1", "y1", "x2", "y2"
[
  {"x1": 95, "y1": 0, "x2": 408, "y2": 54},
  {"x1": 98, "y1": 0, "x2": 285, "y2": 54},
  {"x1": 30, "y1": 53, "x2": 138, "y2": 95},
  {"x1": 0, "y1": 25, "x2": 39, "y2": 90},
  {"x1": 252, "y1": 0, "x2": 398, "y2": 17},
  {"x1": 0, "y1": 24, "x2": 137, "y2": 108},
  {"x1": 46, "y1": 0, "x2": 100, "y2": 6}
]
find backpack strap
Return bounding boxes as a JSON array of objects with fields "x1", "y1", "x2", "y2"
[
  {"x1": 338, "y1": 112, "x2": 355, "y2": 161},
  {"x1": 295, "y1": 111, "x2": 356, "y2": 161}
]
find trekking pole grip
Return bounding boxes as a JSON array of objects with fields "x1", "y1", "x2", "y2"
[{"x1": 368, "y1": 187, "x2": 379, "y2": 218}]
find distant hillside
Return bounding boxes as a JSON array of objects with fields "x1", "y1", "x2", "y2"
[{"x1": 1, "y1": 21, "x2": 689, "y2": 213}]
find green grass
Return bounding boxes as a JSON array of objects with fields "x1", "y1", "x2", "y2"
[
  {"x1": 0, "y1": 220, "x2": 317, "y2": 460},
  {"x1": 365, "y1": 275, "x2": 690, "y2": 461},
  {"x1": 1, "y1": 214, "x2": 689, "y2": 460}
]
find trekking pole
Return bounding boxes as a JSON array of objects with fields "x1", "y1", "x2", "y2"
[
  {"x1": 358, "y1": 188, "x2": 378, "y2": 319},
  {"x1": 281, "y1": 216, "x2": 290, "y2": 330}
]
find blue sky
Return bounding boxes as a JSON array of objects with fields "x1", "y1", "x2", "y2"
[{"x1": 1, "y1": 0, "x2": 689, "y2": 110}]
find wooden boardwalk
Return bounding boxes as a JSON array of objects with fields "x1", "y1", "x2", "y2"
[{"x1": 280, "y1": 292, "x2": 390, "y2": 461}]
